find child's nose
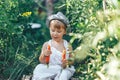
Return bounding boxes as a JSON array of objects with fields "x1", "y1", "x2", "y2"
[{"x1": 54, "y1": 31, "x2": 58, "y2": 35}]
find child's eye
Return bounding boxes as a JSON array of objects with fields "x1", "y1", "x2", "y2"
[
  {"x1": 51, "y1": 30, "x2": 55, "y2": 32},
  {"x1": 58, "y1": 31, "x2": 61, "y2": 33}
]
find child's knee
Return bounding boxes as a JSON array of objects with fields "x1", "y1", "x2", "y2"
[{"x1": 59, "y1": 69, "x2": 72, "y2": 80}]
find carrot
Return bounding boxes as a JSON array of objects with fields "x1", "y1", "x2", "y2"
[
  {"x1": 62, "y1": 50, "x2": 66, "y2": 61},
  {"x1": 47, "y1": 44, "x2": 51, "y2": 50},
  {"x1": 45, "y1": 45, "x2": 51, "y2": 64},
  {"x1": 45, "y1": 56, "x2": 50, "y2": 64}
]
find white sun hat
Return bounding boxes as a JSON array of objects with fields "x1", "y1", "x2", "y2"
[{"x1": 47, "y1": 12, "x2": 69, "y2": 27}]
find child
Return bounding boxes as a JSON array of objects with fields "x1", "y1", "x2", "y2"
[{"x1": 32, "y1": 12, "x2": 75, "y2": 80}]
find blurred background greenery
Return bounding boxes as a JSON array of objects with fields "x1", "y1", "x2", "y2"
[{"x1": 0, "y1": 0, "x2": 120, "y2": 80}]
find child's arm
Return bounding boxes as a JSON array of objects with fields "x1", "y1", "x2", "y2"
[
  {"x1": 39, "y1": 42, "x2": 51, "y2": 64},
  {"x1": 62, "y1": 43, "x2": 74, "y2": 68},
  {"x1": 67, "y1": 44, "x2": 75, "y2": 66}
]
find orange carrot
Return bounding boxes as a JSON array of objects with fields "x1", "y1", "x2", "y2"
[
  {"x1": 47, "y1": 45, "x2": 51, "y2": 50},
  {"x1": 45, "y1": 56, "x2": 50, "y2": 64},
  {"x1": 62, "y1": 50, "x2": 66, "y2": 61},
  {"x1": 45, "y1": 45, "x2": 51, "y2": 64}
]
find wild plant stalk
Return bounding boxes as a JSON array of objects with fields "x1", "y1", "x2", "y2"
[{"x1": 8, "y1": 52, "x2": 37, "y2": 80}]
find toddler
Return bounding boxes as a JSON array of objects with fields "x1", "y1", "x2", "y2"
[{"x1": 32, "y1": 12, "x2": 75, "y2": 80}]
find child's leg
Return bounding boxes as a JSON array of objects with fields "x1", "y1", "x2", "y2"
[
  {"x1": 55, "y1": 69, "x2": 73, "y2": 80},
  {"x1": 32, "y1": 77, "x2": 52, "y2": 80}
]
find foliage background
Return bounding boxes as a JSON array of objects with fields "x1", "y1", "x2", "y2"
[{"x1": 0, "y1": 0, "x2": 120, "y2": 80}]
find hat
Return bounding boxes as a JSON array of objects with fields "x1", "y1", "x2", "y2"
[{"x1": 47, "y1": 12, "x2": 69, "y2": 27}]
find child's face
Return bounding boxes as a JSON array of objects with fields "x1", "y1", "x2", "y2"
[{"x1": 49, "y1": 20, "x2": 66, "y2": 42}]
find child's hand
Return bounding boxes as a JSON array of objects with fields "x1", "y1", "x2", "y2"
[
  {"x1": 44, "y1": 47, "x2": 51, "y2": 56},
  {"x1": 62, "y1": 59, "x2": 68, "y2": 68},
  {"x1": 62, "y1": 58, "x2": 74, "y2": 68}
]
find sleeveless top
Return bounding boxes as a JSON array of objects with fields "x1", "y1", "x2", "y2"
[
  {"x1": 32, "y1": 40, "x2": 75, "y2": 80},
  {"x1": 48, "y1": 39, "x2": 70, "y2": 65}
]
